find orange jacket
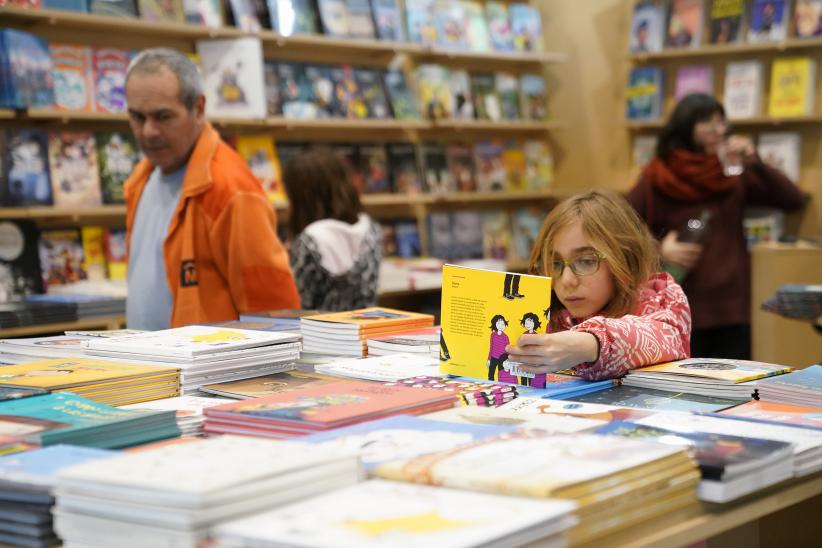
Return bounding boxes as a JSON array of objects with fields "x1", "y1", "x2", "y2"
[{"x1": 124, "y1": 123, "x2": 301, "y2": 327}]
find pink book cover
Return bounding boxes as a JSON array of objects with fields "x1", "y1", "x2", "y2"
[
  {"x1": 93, "y1": 48, "x2": 129, "y2": 114},
  {"x1": 674, "y1": 65, "x2": 714, "y2": 100}
]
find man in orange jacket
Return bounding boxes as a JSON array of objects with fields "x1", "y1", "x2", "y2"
[{"x1": 123, "y1": 48, "x2": 300, "y2": 329}]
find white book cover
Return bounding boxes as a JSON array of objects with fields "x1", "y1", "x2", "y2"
[
  {"x1": 82, "y1": 325, "x2": 300, "y2": 359},
  {"x1": 498, "y1": 396, "x2": 626, "y2": 416},
  {"x1": 122, "y1": 395, "x2": 232, "y2": 417},
  {"x1": 423, "y1": 405, "x2": 607, "y2": 433},
  {"x1": 758, "y1": 131, "x2": 801, "y2": 183},
  {"x1": 197, "y1": 37, "x2": 266, "y2": 119},
  {"x1": 315, "y1": 352, "x2": 439, "y2": 381},
  {"x1": 632, "y1": 135, "x2": 658, "y2": 167},
  {"x1": 723, "y1": 60, "x2": 763, "y2": 119},
  {"x1": 630, "y1": 2, "x2": 665, "y2": 53},
  {"x1": 214, "y1": 479, "x2": 577, "y2": 548}
]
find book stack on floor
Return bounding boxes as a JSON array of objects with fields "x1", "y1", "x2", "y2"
[
  {"x1": 373, "y1": 430, "x2": 700, "y2": 545},
  {"x1": 0, "y1": 302, "x2": 76, "y2": 329},
  {"x1": 622, "y1": 358, "x2": 793, "y2": 400},
  {"x1": 366, "y1": 326, "x2": 441, "y2": 359},
  {"x1": 0, "y1": 357, "x2": 180, "y2": 406},
  {"x1": 122, "y1": 396, "x2": 233, "y2": 437},
  {"x1": 716, "y1": 400, "x2": 822, "y2": 430},
  {"x1": 300, "y1": 307, "x2": 435, "y2": 357},
  {"x1": 82, "y1": 325, "x2": 302, "y2": 395},
  {"x1": 203, "y1": 381, "x2": 456, "y2": 439},
  {"x1": 52, "y1": 436, "x2": 360, "y2": 548},
  {"x1": 0, "y1": 393, "x2": 180, "y2": 449},
  {"x1": 214, "y1": 479, "x2": 578, "y2": 548},
  {"x1": 200, "y1": 370, "x2": 339, "y2": 400},
  {"x1": 385, "y1": 375, "x2": 520, "y2": 407},
  {"x1": 24, "y1": 294, "x2": 126, "y2": 319},
  {"x1": 0, "y1": 445, "x2": 116, "y2": 548},
  {"x1": 755, "y1": 365, "x2": 822, "y2": 406},
  {"x1": 314, "y1": 353, "x2": 439, "y2": 382},
  {"x1": 594, "y1": 421, "x2": 794, "y2": 503}
]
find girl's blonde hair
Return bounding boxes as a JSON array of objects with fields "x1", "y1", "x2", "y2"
[{"x1": 528, "y1": 189, "x2": 659, "y2": 328}]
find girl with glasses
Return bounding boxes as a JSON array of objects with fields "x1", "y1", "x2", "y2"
[{"x1": 506, "y1": 189, "x2": 692, "y2": 381}]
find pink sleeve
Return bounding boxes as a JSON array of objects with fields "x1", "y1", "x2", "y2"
[{"x1": 569, "y1": 274, "x2": 692, "y2": 381}]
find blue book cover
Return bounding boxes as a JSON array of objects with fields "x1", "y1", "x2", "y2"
[
  {"x1": 395, "y1": 219, "x2": 421, "y2": 258},
  {"x1": 42, "y1": 0, "x2": 89, "y2": 11},
  {"x1": 627, "y1": 66, "x2": 664, "y2": 121},
  {"x1": 594, "y1": 420, "x2": 792, "y2": 480},
  {"x1": 749, "y1": 0, "x2": 789, "y2": 41},
  {"x1": 757, "y1": 365, "x2": 822, "y2": 393},
  {"x1": 371, "y1": 0, "x2": 404, "y2": 42},
  {"x1": 5, "y1": 31, "x2": 54, "y2": 109},
  {"x1": 2, "y1": 129, "x2": 53, "y2": 207},
  {"x1": 301, "y1": 414, "x2": 513, "y2": 470},
  {"x1": 509, "y1": 3, "x2": 543, "y2": 52},
  {"x1": 0, "y1": 444, "x2": 115, "y2": 487}
]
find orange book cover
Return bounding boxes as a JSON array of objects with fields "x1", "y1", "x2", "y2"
[
  {"x1": 205, "y1": 381, "x2": 454, "y2": 428},
  {"x1": 718, "y1": 400, "x2": 822, "y2": 430},
  {"x1": 301, "y1": 307, "x2": 435, "y2": 332}
]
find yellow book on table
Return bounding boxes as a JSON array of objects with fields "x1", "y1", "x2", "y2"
[
  {"x1": 0, "y1": 358, "x2": 178, "y2": 390},
  {"x1": 768, "y1": 57, "x2": 817, "y2": 117}
]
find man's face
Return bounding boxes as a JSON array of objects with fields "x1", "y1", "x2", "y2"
[{"x1": 125, "y1": 67, "x2": 204, "y2": 174}]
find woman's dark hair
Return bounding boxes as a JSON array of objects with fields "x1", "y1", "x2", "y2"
[
  {"x1": 489, "y1": 314, "x2": 508, "y2": 331},
  {"x1": 283, "y1": 147, "x2": 362, "y2": 236},
  {"x1": 656, "y1": 93, "x2": 725, "y2": 158},
  {"x1": 520, "y1": 312, "x2": 541, "y2": 331}
]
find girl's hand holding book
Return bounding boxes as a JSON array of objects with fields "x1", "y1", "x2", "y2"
[{"x1": 506, "y1": 331, "x2": 599, "y2": 374}]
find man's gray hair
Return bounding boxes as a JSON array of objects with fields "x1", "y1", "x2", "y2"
[{"x1": 127, "y1": 48, "x2": 204, "y2": 110}]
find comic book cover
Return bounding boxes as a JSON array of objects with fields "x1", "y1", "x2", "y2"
[
  {"x1": 501, "y1": 141, "x2": 526, "y2": 192},
  {"x1": 387, "y1": 143, "x2": 423, "y2": 193},
  {"x1": 486, "y1": 1, "x2": 513, "y2": 51},
  {"x1": 523, "y1": 140, "x2": 554, "y2": 190},
  {"x1": 470, "y1": 72, "x2": 501, "y2": 121},
  {"x1": 709, "y1": 0, "x2": 744, "y2": 43},
  {"x1": 138, "y1": 0, "x2": 185, "y2": 23},
  {"x1": 104, "y1": 228, "x2": 127, "y2": 281},
  {"x1": 183, "y1": 0, "x2": 223, "y2": 27},
  {"x1": 496, "y1": 72, "x2": 521, "y2": 120},
  {"x1": 383, "y1": 69, "x2": 420, "y2": 120},
  {"x1": 38, "y1": 228, "x2": 87, "y2": 289},
  {"x1": 446, "y1": 143, "x2": 476, "y2": 192},
  {"x1": 474, "y1": 140, "x2": 506, "y2": 192},
  {"x1": 405, "y1": 0, "x2": 437, "y2": 45},
  {"x1": 509, "y1": 2, "x2": 543, "y2": 51},
  {"x1": 96, "y1": 131, "x2": 140, "y2": 205},
  {"x1": 449, "y1": 69, "x2": 474, "y2": 119},
  {"x1": 440, "y1": 264, "x2": 552, "y2": 387},
  {"x1": 422, "y1": 143, "x2": 454, "y2": 194},
  {"x1": 511, "y1": 207, "x2": 545, "y2": 261},
  {"x1": 305, "y1": 64, "x2": 339, "y2": 117},
  {"x1": 331, "y1": 65, "x2": 369, "y2": 119},
  {"x1": 1, "y1": 129, "x2": 53, "y2": 207},
  {"x1": 92, "y1": 48, "x2": 129, "y2": 114},
  {"x1": 482, "y1": 210, "x2": 512, "y2": 260},
  {"x1": 50, "y1": 44, "x2": 94, "y2": 112},
  {"x1": 197, "y1": 37, "x2": 267, "y2": 119},
  {"x1": 269, "y1": 0, "x2": 319, "y2": 35},
  {"x1": 278, "y1": 62, "x2": 319, "y2": 119},
  {"x1": 434, "y1": 0, "x2": 469, "y2": 49},
  {"x1": 263, "y1": 60, "x2": 282, "y2": 116},
  {"x1": 235, "y1": 135, "x2": 289, "y2": 205},
  {"x1": 318, "y1": 0, "x2": 351, "y2": 36},
  {"x1": 347, "y1": 0, "x2": 377, "y2": 38},
  {"x1": 355, "y1": 67, "x2": 391, "y2": 119},
  {"x1": 520, "y1": 74, "x2": 548, "y2": 121},
  {"x1": 463, "y1": 0, "x2": 491, "y2": 51},
  {"x1": 416, "y1": 64, "x2": 452, "y2": 120},
  {"x1": 371, "y1": 0, "x2": 405, "y2": 41},
  {"x1": 47, "y1": 131, "x2": 102, "y2": 208},
  {"x1": 359, "y1": 144, "x2": 391, "y2": 193}
]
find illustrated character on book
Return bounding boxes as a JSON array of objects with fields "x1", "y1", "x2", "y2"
[
  {"x1": 502, "y1": 273, "x2": 524, "y2": 300},
  {"x1": 8, "y1": 136, "x2": 50, "y2": 205},
  {"x1": 440, "y1": 333, "x2": 450, "y2": 362},
  {"x1": 55, "y1": 138, "x2": 91, "y2": 194},
  {"x1": 103, "y1": 134, "x2": 138, "y2": 181},
  {"x1": 634, "y1": 20, "x2": 650, "y2": 52},
  {"x1": 667, "y1": 15, "x2": 693, "y2": 47},
  {"x1": 487, "y1": 314, "x2": 510, "y2": 381},
  {"x1": 218, "y1": 64, "x2": 247, "y2": 106},
  {"x1": 517, "y1": 312, "x2": 542, "y2": 385},
  {"x1": 761, "y1": 1, "x2": 776, "y2": 31},
  {"x1": 313, "y1": 76, "x2": 335, "y2": 117}
]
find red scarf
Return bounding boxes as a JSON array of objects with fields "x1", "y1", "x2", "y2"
[{"x1": 642, "y1": 148, "x2": 739, "y2": 201}]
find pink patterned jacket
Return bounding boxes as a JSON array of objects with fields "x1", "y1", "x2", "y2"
[{"x1": 557, "y1": 272, "x2": 691, "y2": 381}]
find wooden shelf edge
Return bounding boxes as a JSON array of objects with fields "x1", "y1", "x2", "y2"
[
  {"x1": 627, "y1": 114, "x2": 822, "y2": 129},
  {"x1": 0, "y1": 206, "x2": 127, "y2": 219},
  {"x1": 629, "y1": 36, "x2": 822, "y2": 61},
  {"x1": 0, "y1": 315, "x2": 126, "y2": 338}
]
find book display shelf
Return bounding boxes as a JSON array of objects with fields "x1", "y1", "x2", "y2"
[{"x1": 0, "y1": 4, "x2": 564, "y2": 265}]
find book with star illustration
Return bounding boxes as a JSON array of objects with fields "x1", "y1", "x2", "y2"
[{"x1": 439, "y1": 264, "x2": 553, "y2": 388}]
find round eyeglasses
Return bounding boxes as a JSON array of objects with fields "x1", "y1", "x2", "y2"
[{"x1": 550, "y1": 252, "x2": 606, "y2": 277}]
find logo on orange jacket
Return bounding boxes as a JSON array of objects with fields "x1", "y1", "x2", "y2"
[{"x1": 180, "y1": 259, "x2": 198, "y2": 287}]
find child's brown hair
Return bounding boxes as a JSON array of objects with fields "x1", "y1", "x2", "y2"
[{"x1": 529, "y1": 189, "x2": 659, "y2": 329}]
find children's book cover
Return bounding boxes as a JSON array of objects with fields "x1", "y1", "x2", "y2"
[
  {"x1": 387, "y1": 143, "x2": 423, "y2": 193},
  {"x1": 346, "y1": 0, "x2": 377, "y2": 38},
  {"x1": 446, "y1": 144, "x2": 477, "y2": 192},
  {"x1": 383, "y1": 69, "x2": 420, "y2": 120},
  {"x1": 449, "y1": 69, "x2": 474, "y2": 119},
  {"x1": 304, "y1": 64, "x2": 338, "y2": 118},
  {"x1": 499, "y1": 396, "x2": 657, "y2": 423},
  {"x1": 405, "y1": 0, "x2": 437, "y2": 46},
  {"x1": 1, "y1": 129, "x2": 52, "y2": 207},
  {"x1": 709, "y1": 0, "x2": 744, "y2": 43},
  {"x1": 757, "y1": 131, "x2": 800, "y2": 182},
  {"x1": 450, "y1": 211, "x2": 483, "y2": 260},
  {"x1": 37, "y1": 228, "x2": 86, "y2": 288},
  {"x1": 0, "y1": 220, "x2": 43, "y2": 301},
  {"x1": 674, "y1": 65, "x2": 714, "y2": 101},
  {"x1": 47, "y1": 131, "x2": 102, "y2": 208},
  {"x1": 359, "y1": 144, "x2": 391, "y2": 193},
  {"x1": 263, "y1": 61, "x2": 282, "y2": 116},
  {"x1": 89, "y1": 0, "x2": 138, "y2": 15},
  {"x1": 355, "y1": 68, "x2": 391, "y2": 119},
  {"x1": 509, "y1": 3, "x2": 543, "y2": 52},
  {"x1": 423, "y1": 143, "x2": 454, "y2": 194},
  {"x1": 756, "y1": 363, "x2": 822, "y2": 392},
  {"x1": 50, "y1": 44, "x2": 93, "y2": 112},
  {"x1": 416, "y1": 64, "x2": 452, "y2": 120},
  {"x1": 278, "y1": 62, "x2": 319, "y2": 119},
  {"x1": 511, "y1": 207, "x2": 544, "y2": 261},
  {"x1": 1, "y1": 30, "x2": 54, "y2": 110},
  {"x1": 380, "y1": 222, "x2": 397, "y2": 256},
  {"x1": 520, "y1": 74, "x2": 548, "y2": 121},
  {"x1": 481, "y1": 210, "x2": 512, "y2": 261},
  {"x1": 332, "y1": 143, "x2": 365, "y2": 193},
  {"x1": 235, "y1": 134, "x2": 288, "y2": 205},
  {"x1": 716, "y1": 400, "x2": 822, "y2": 430},
  {"x1": 570, "y1": 385, "x2": 745, "y2": 412},
  {"x1": 301, "y1": 307, "x2": 434, "y2": 332},
  {"x1": 434, "y1": 0, "x2": 469, "y2": 49},
  {"x1": 630, "y1": 1, "x2": 665, "y2": 52},
  {"x1": 748, "y1": 0, "x2": 790, "y2": 41},
  {"x1": 631, "y1": 357, "x2": 793, "y2": 384},
  {"x1": 81, "y1": 226, "x2": 106, "y2": 282},
  {"x1": 183, "y1": 0, "x2": 223, "y2": 27},
  {"x1": 666, "y1": 0, "x2": 705, "y2": 48},
  {"x1": 137, "y1": 0, "x2": 185, "y2": 23},
  {"x1": 440, "y1": 264, "x2": 553, "y2": 388},
  {"x1": 96, "y1": 131, "x2": 140, "y2": 205},
  {"x1": 768, "y1": 57, "x2": 817, "y2": 117},
  {"x1": 104, "y1": 228, "x2": 126, "y2": 281},
  {"x1": 485, "y1": 1, "x2": 513, "y2": 51},
  {"x1": 197, "y1": 37, "x2": 267, "y2": 119},
  {"x1": 523, "y1": 140, "x2": 553, "y2": 190},
  {"x1": 463, "y1": 0, "x2": 491, "y2": 51},
  {"x1": 470, "y1": 72, "x2": 501, "y2": 121},
  {"x1": 92, "y1": 48, "x2": 128, "y2": 114},
  {"x1": 0, "y1": 358, "x2": 177, "y2": 390},
  {"x1": 371, "y1": 0, "x2": 404, "y2": 41},
  {"x1": 626, "y1": 66, "x2": 664, "y2": 121},
  {"x1": 474, "y1": 140, "x2": 506, "y2": 192},
  {"x1": 495, "y1": 72, "x2": 520, "y2": 120},
  {"x1": 723, "y1": 60, "x2": 763, "y2": 118},
  {"x1": 502, "y1": 141, "x2": 526, "y2": 191},
  {"x1": 228, "y1": 0, "x2": 268, "y2": 32},
  {"x1": 394, "y1": 220, "x2": 421, "y2": 257},
  {"x1": 795, "y1": 0, "x2": 822, "y2": 37},
  {"x1": 268, "y1": 0, "x2": 319, "y2": 35},
  {"x1": 318, "y1": 0, "x2": 351, "y2": 36},
  {"x1": 202, "y1": 370, "x2": 339, "y2": 399},
  {"x1": 331, "y1": 65, "x2": 369, "y2": 119}
]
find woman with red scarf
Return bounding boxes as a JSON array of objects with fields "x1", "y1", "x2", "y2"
[{"x1": 626, "y1": 94, "x2": 804, "y2": 360}]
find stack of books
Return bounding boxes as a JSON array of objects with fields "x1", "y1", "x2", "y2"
[
  {"x1": 366, "y1": 326, "x2": 441, "y2": 359},
  {"x1": 385, "y1": 375, "x2": 519, "y2": 407},
  {"x1": 756, "y1": 365, "x2": 822, "y2": 407},
  {"x1": 237, "y1": 308, "x2": 320, "y2": 332},
  {"x1": 561, "y1": 385, "x2": 745, "y2": 413},
  {"x1": 0, "y1": 302, "x2": 77, "y2": 328},
  {"x1": 373, "y1": 430, "x2": 700, "y2": 545},
  {"x1": 53, "y1": 436, "x2": 360, "y2": 548},
  {"x1": 715, "y1": 400, "x2": 822, "y2": 431},
  {"x1": 0, "y1": 357, "x2": 180, "y2": 406},
  {"x1": 622, "y1": 358, "x2": 794, "y2": 400},
  {"x1": 24, "y1": 294, "x2": 126, "y2": 319},
  {"x1": 82, "y1": 325, "x2": 302, "y2": 395},
  {"x1": 0, "y1": 393, "x2": 180, "y2": 449},
  {"x1": 122, "y1": 395, "x2": 233, "y2": 437},
  {"x1": 314, "y1": 353, "x2": 439, "y2": 382},
  {"x1": 214, "y1": 479, "x2": 577, "y2": 548},
  {"x1": 499, "y1": 396, "x2": 659, "y2": 423},
  {"x1": 203, "y1": 381, "x2": 456, "y2": 439},
  {"x1": 594, "y1": 421, "x2": 794, "y2": 503},
  {"x1": 0, "y1": 445, "x2": 116, "y2": 548},
  {"x1": 0, "y1": 335, "x2": 96, "y2": 361},
  {"x1": 300, "y1": 307, "x2": 435, "y2": 357},
  {"x1": 761, "y1": 284, "x2": 822, "y2": 322},
  {"x1": 200, "y1": 370, "x2": 338, "y2": 400}
]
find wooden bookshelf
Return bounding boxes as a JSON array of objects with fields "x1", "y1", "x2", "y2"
[
  {"x1": 0, "y1": 109, "x2": 16, "y2": 119},
  {"x1": 0, "y1": 205, "x2": 126, "y2": 220},
  {"x1": 630, "y1": 36, "x2": 822, "y2": 62},
  {"x1": 627, "y1": 114, "x2": 822, "y2": 130},
  {"x1": 0, "y1": 315, "x2": 126, "y2": 338}
]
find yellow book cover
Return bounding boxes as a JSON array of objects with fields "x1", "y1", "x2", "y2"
[
  {"x1": 630, "y1": 358, "x2": 793, "y2": 383},
  {"x1": 0, "y1": 358, "x2": 178, "y2": 389},
  {"x1": 768, "y1": 57, "x2": 817, "y2": 117},
  {"x1": 234, "y1": 134, "x2": 289, "y2": 205},
  {"x1": 439, "y1": 264, "x2": 552, "y2": 388},
  {"x1": 301, "y1": 307, "x2": 435, "y2": 333},
  {"x1": 81, "y1": 226, "x2": 106, "y2": 281}
]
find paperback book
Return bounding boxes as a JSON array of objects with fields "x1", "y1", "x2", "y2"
[{"x1": 197, "y1": 37, "x2": 267, "y2": 119}]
